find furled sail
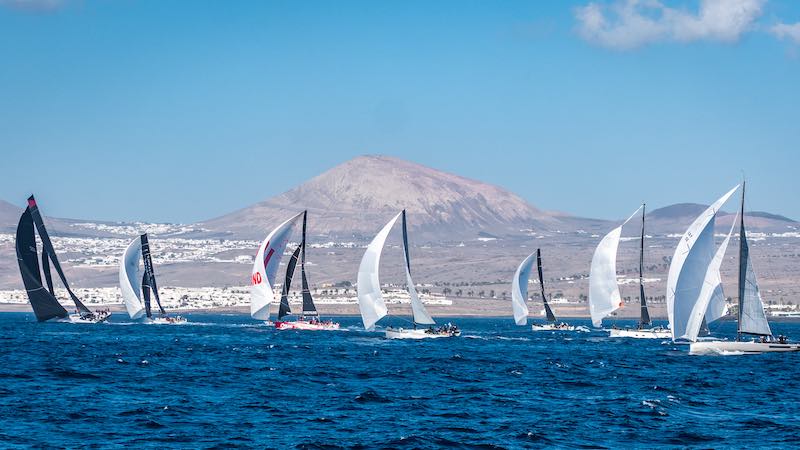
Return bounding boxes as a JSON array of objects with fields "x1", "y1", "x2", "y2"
[
  {"x1": 357, "y1": 212, "x2": 402, "y2": 330},
  {"x1": 401, "y1": 210, "x2": 435, "y2": 326},
  {"x1": 300, "y1": 211, "x2": 318, "y2": 317},
  {"x1": 536, "y1": 249, "x2": 557, "y2": 322},
  {"x1": 589, "y1": 206, "x2": 643, "y2": 328},
  {"x1": 119, "y1": 236, "x2": 146, "y2": 319},
  {"x1": 278, "y1": 245, "x2": 301, "y2": 320},
  {"x1": 511, "y1": 252, "x2": 535, "y2": 325},
  {"x1": 737, "y1": 183, "x2": 772, "y2": 337},
  {"x1": 667, "y1": 185, "x2": 738, "y2": 341},
  {"x1": 15, "y1": 207, "x2": 69, "y2": 321},
  {"x1": 27, "y1": 196, "x2": 93, "y2": 316},
  {"x1": 250, "y1": 212, "x2": 305, "y2": 320},
  {"x1": 683, "y1": 213, "x2": 737, "y2": 341}
]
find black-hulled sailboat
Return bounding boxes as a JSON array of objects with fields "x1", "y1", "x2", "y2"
[
  {"x1": 119, "y1": 233, "x2": 186, "y2": 324},
  {"x1": 273, "y1": 211, "x2": 339, "y2": 330},
  {"x1": 15, "y1": 195, "x2": 110, "y2": 323}
]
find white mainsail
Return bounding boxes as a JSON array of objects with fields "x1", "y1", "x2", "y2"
[
  {"x1": 357, "y1": 212, "x2": 402, "y2": 330},
  {"x1": 667, "y1": 185, "x2": 739, "y2": 341},
  {"x1": 683, "y1": 213, "x2": 737, "y2": 341},
  {"x1": 119, "y1": 236, "x2": 146, "y2": 320},
  {"x1": 511, "y1": 252, "x2": 535, "y2": 325},
  {"x1": 588, "y1": 206, "x2": 643, "y2": 328},
  {"x1": 250, "y1": 212, "x2": 305, "y2": 320}
]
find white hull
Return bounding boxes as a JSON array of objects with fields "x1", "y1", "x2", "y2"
[
  {"x1": 608, "y1": 328, "x2": 671, "y2": 339},
  {"x1": 690, "y1": 340, "x2": 800, "y2": 355},
  {"x1": 61, "y1": 311, "x2": 111, "y2": 324},
  {"x1": 146, "y1": 316, "x2": 187, "y2": 325},
  {"x1": 275, "y1": 320, "x2": 340, "y2": 331},
  {"x1": 384, "y1": 328, "x2": 459, "y2": 339},
  {"x1": 531, "y1": 323, "x2": 587, "y2": 332}
]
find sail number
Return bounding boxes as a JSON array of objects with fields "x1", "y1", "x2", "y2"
[{"x1": 252, "y1": 272, "x2": 263, "y2": 285}]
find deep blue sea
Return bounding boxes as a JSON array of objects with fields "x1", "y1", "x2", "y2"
[{"x1": 1, "y1": 313, "x2": 799, "y2": 449}]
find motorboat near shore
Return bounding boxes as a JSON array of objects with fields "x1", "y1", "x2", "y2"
[
  {"x1": 275, "y1": 318, "x2": 340, "y2": 331},
  {"x1": 609, "y1": 326, "x2": 671, "y2": 339}
]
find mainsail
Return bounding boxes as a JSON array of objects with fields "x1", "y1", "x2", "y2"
[
  {"x1": 588, "y1": 205, "x2": 643, "y2": 328},
  {"x1": 401, "y1": 210, "x2": 435, "y2": 326},
  {"x1": 15, "y1": 206, "x2": 69, "y2": 321},
  {"x1": 667, "y1": 185, "x2": 739, "y2": 341},
  {"x1": 737, "y1": 183, "x2": 772, "y2": 337},
  {"x1": 638, "y1": 204, "x2": 651, "y2": 326},
  {"x1": 250, "y1": 212, "x2": 305, "y2": 320},
  {"x1": 300, "y1": 211, "x2": 318, "y2": 317},
  {"x1": 536, "y1": 249, "x2": 557, "y2": 322},
  {"x1": 119, "y1": 236, "x2": 146, "y2": 319},
  {"x1": 278, "y1": 245, "x2": 302, "y2": 320},
  {"x1": 140, "y1": 234, "x2": 165, "y2": 317},
  {"x1": 357, "y1": 212, "x2": 402, "y2": 330},
  {"x1": 511, "y1": 252, "x2": 535, "y2": 325}
]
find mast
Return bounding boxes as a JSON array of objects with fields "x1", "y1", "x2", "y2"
[
  {"x1": 737, "y1": 181, "x2": 745, "y2": 339},
  {"x1": 300, "y1": 211, "x2": 318, "y2": 318},
  {"x1": 639, "y1": 203, "x2": 651, "y2": 327},
  {"x1": 537, "y1": 249, "x2": 557, "y2": 322}
]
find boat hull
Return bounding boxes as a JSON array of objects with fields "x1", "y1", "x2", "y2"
[
  {"x1": 690, "y1": 341, "x2": 800, "y2": 355},
  {"x1": 274, "y1": 320, "x2": 340, "y2": 331},
  {"x1": 61, "y1": 311, "x2": 111, "y2": 324},
  {"x1": 531, "y1": 323, "x2": 587, "y2": 332},
  {"x1": 146, "y1": 316, "x2": 188, "y2": 325},
  {"x1": 384, "y1": 328, "x2": 459, "y2": 339},
  {"x1": 608, "y1": 328, "x2": 671, "y2": 339}
]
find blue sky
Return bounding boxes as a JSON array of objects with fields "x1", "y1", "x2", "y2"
[{"x1": 1, "y1": 0, "x2": 799, "y2": 223}]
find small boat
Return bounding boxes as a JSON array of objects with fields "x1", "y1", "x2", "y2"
[
  {"x1": 120, "y1": 233, "x2": 186, "y2": 324},
  {"x1": 511, "y1": 248, "x2": 573, "y2": 331},
  {"x1": 251, "y1": 211, "x2": 339, "y2": 329},
  {"x1": 608, "y1": 327, "x2": 671, "y2": 339},
  {"x1": 357, "y1": 210, "x2": 459, "y2": 339},
  {"x1": 15, "y1": 195, "x2": 110, "y2": 323},
  {"x1": 683, "y1": 183, "x2": 799, "y2": 355}
]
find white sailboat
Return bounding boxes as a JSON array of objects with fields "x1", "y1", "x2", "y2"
[
  {"x1": 119, "y1": 233, "x2": 186, "y2": 324},
  {"x1": 589, "y1": 204, "x2": 669, "y2": 338},
  {"x1": 688, "y1": 183, "x2": 800, "y2": 355},
  {"x1": 512, "y1": 248, "x2": 577, "y2": 331},
  {"x1": 357, "y1": 210, "x2": 459, "y2": 339}
]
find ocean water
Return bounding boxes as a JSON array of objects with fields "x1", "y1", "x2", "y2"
[{"x1": 1, "y1": 313, "x2": 799, "y2": 449}]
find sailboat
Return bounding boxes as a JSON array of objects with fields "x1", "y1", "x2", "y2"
[
  {"x1": 512, "y1": 248, "x2": 575, "y2": 331},
  {"x1": 15, "y1": 195, "x2": 110, "y2": 323},
  {"x1": 357, "y1": 210, "x2": 459, "y2": 339},
  {"x1": 250, "y1": 211, "x2": 339, "y2": 330},
  {"x1": 589, "y1": 204, "x2": 669, "y2": 338},
  {"x1": 119, "y1": 233, "x2": 186, "y2": 324},
  {"x1": 688, "y1": 183, "x2": 800, "y2": 355}
]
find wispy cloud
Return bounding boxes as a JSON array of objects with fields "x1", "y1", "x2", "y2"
[
  {"x1": 0, "y1": 0, "x2": 67, "y2": 13},
  {"x1": 574, "y1": 0, "x2": 766, "y2": 50},
  {"x1": 770, "y1": 22, "x2": 800, "y2": 45}
]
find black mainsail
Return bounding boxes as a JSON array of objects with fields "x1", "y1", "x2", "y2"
[
  {"x1": 536, "y1": 249, "x2": 557, "y2": 322},
  {"x1": 638, "y1": 204, "x2": 651, "y2": 327},
  {"x1": 278, "y1": 245, "x2": 302, "y2": 320},
  {"x1": 737, "y1": 182, "x2": 773, "y2": 338},
  {"x1": 300, "y1": 211, "x2": 318, "y2": 317},
  {"x1": 17, "y1": 196, "x2": 94, "y2": 319},
  {"x1": 140, "y1": 233, "x2": 166, "y2": 318},
  {"x1": 15, "y1": 206, "x2": 69, "y2": 321}
]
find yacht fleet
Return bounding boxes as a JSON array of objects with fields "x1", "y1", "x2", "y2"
[{"x1": 10, "y1": 184, "x2": 799, "y2": 354}]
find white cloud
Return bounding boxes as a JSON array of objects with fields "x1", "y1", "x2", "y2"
[
  {"x1": 770, "y1": 22, "x2": 800, "y2": 45},
  {"x1": 574, "y1": 0, "x2": 766, "y2": 50}
]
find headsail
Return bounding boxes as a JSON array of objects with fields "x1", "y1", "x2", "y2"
[
  {"x1": 357, "y1": 212, "x2": 402, "y2": 330},
  {"x1": 278, "y1": 245, "x2": 301, "y2": 320},
  {"x1": 683, "y1": 212, "x2": 737, "y2": 341},
  {"x1": 27, "y1": 196, "x2": 93, "y2": 316},
  {"x1": 402, "y1": 210, "x2": 435, "y2": 326},
  {"x1": 250, "y1": 212, "x2": 305, "y2": 320},
  {"x1": 119, "y1": 236, "x2": 146, "y2": 319},
  {"x1": 737, "y1": 183, "x2": 772, "y2": 337},
  {"x1": 511, "y1": 252, "x2": 535, "y2": 325},
  {"x1": 667, "y1": 185, "x2": 739, "y2": 341},
  {"x1": 300, "y1": 211, "x2": 318, "y2": 317},
  {"x1": 15, "y1": 207, "x2": 69, "y2": 321},
  {"x1": 588, "y1": 205, "x2": 643, "y2": 328},
  {"x1": 537, "y1": 249, "x2": 557, "y2": 322}
]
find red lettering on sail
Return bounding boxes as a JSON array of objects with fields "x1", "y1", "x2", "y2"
[{"x1": 252, "y1": 272, "x2": 262, "y2": 285}]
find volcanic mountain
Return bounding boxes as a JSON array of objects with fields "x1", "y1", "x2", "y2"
[{"x1": 200, "y1": 155, "x2": 571, "y2": 241}]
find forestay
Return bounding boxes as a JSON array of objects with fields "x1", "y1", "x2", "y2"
[
  {"x1": 667, "y1": 185, "x2": 738, "y2": 341},
  {"x1": 250, "y1": 212, "x2": 304, "y2": 320},
  {"x1": 589, "y1": 206, "x2": 643, "y2": 328},
  {"x1": 357, "y1": 212, "x2": 402, "y2": 330},
  {"x1": 511, "y1": 252, "x2": 535, "y2": 325}
]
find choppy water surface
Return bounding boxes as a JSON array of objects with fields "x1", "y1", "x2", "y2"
[{"x1": 1, "y1": 313, "x2": 799, "y2": 448}]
